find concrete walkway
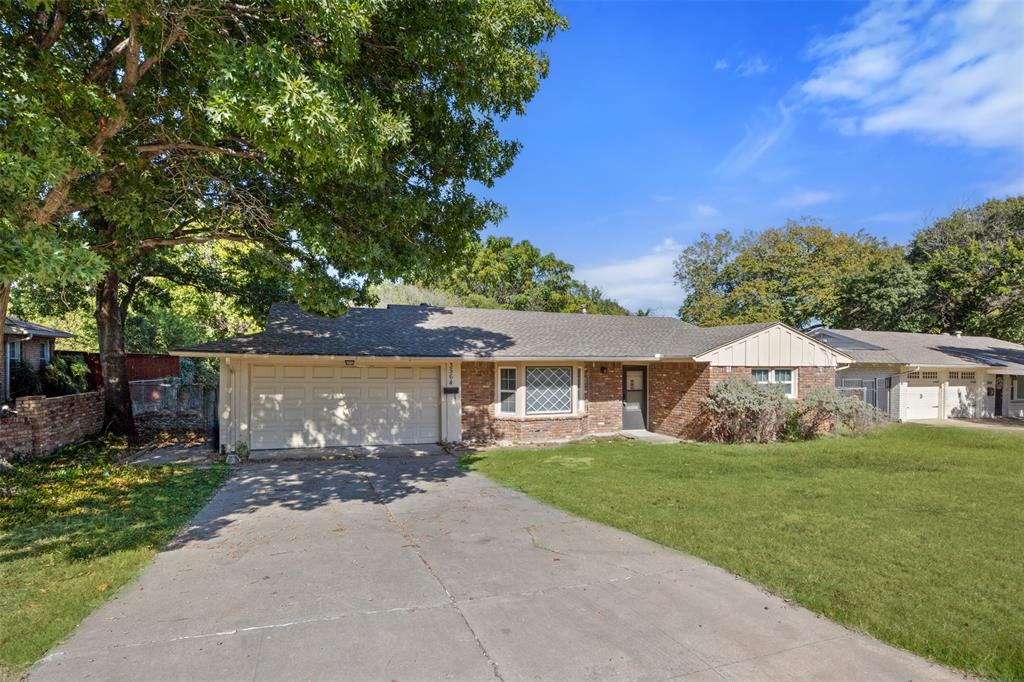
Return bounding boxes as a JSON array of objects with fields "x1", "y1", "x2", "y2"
[
  {"x1": 33, "y1": 452, "x2": 963, "y2": 681},
  {"x1": 914, "y1": 417, "x2": 1024, "y2": 434}
]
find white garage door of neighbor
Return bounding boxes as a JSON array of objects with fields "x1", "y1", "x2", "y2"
[
  {"x1": 250, "y1": 364, "x2": 441, "y2": 449},
  {"x1": 944, "y1": 374, "x2": 982, "y2": 418},
  {"x1": 905, "y1": 376, "x2": 941, "y2": 420}
]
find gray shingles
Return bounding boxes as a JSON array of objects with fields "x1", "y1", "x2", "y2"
[
  {"x1": 810, "y1": 328, "x2": 1024, "y2": 369},
  {"x1": 176, "y1": 302, "x2": 779, "y2": 359},
  {"x1": 3, "y1": 316, "x2": 74, "y2": 338}
]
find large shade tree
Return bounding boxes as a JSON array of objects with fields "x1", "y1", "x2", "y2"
[
  {"x1": 433, "y1": 235, "x2": 628, "y2": 314},
  {"x1": 674, "y1": 220, "x2": 904, "y2": 328},
  {"x1": 909, "y1": 196, "x2": 1024, "y2": 343},
  {"x1": 1, "y1": 0, "x2": 565, "y2": 438}
]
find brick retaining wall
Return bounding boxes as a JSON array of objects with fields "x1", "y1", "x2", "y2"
[{"x1": 0, "y1": 391, "x2": 104, "y2": 459}]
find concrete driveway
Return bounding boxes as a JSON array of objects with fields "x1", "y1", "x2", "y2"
[{"x1": 33, "y1": 450, "x2": 962, "y2": 681}]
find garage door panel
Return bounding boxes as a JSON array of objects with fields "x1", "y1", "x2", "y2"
[
  {"x1": 906, "y1": 379, "x2": 940, "y2": 420},
  {"x1": 250, "y1": 366, "x2": 441, "y2": 449}
]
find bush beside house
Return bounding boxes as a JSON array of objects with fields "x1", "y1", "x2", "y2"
[{"x1": 701, "y1": 376, "x2": 885, "y2": 443}]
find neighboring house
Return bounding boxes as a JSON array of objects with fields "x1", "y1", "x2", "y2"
[
  {"x1": 808, "y1": 328, "x2": 1024, "y2": 421},
  {"x1": 176, "y1": 302, "x2": 850, "y2": 451},
  {"x1": 2, "y1": 317, "x2": 75, "y2": 402}
]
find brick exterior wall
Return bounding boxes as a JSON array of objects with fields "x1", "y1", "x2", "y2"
[
  {"x1": 0, "y1": 391, "x2": 104, "y2": 459},
  {"x1": 461, "y1": 361, "x2": 624, "y2": 443},
  {"x1": 585, "y1": 362, "x2": 623, "y2": 433},
  {"x1": 797, "y1": 366, "x2": 836, "y2": 397},
  {"x1": 459, "y1": 360, "x2": 836, "y2": 444},
  {"x1": 647, "y1": 362, "x2": 711, "y2": 440}
]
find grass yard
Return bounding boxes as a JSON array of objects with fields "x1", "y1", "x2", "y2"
[
  {"x1": 0, "y1": 440, "x2": 227, "y2": 676},
  {"x1": 464, "y1": 424, "x2": 1024, "y2": 680}
]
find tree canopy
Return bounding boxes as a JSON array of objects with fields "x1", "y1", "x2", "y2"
[
  {"x1": 674, "y1": 220, "x2": 902, "y2": 328},
  {"x1": 431, "y1": 236, "x2": 628, "y2": 315},
  {"x1": 673, "y1": 197, "x2": 1024, "y2": 342},
  {"x1": 1, "y1": 0, "x2": 565, "y2": 434}
]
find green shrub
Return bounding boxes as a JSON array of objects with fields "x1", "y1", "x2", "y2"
[
  {"x1": 797, "y1": 385, "x2": 887, "y2": 439},
  {"x1": 40, "y1": 356, "x2": 90, "y2": 397},
  {"x1": 700, "y1": 375, "x2": 794, "y2": 443},
  {"x1": 9, "y1": 362, "x2": 42, "y2": 398}
]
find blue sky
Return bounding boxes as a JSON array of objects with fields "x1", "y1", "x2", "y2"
[{"x1": 480, "y1": 0, "x2": 1024, "y2": 314}]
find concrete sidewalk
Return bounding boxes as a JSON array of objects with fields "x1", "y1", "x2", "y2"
[{"x1": 33, "y1": 452, "x2": 965, "y2": 681}]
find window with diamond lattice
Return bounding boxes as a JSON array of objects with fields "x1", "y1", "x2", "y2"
[{"x1": 526, "y1": 366, "x2": 572, "y2": 414}]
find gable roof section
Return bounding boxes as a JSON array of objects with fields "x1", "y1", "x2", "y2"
[
  {"x1": 176, "y1": 302, "x2": 838, "y2": 362},
  {"x1": 3, "y1": 317, "x2": 74, "y2": 339},
  {"x1": 809, "y1": 328, "x2": 1024, "y2": 370}
]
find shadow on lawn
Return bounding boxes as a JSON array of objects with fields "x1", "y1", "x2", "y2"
[{"x1": 0, "y1": 449, "x2": 225, "y2": 565}]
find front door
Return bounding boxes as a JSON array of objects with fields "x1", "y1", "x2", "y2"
[
  {"x1": 995, "y1": 375, "x2": 1004, "y2": 417},
  {"x1": 622, "y1": 366, "x2": 647, "y2": 430}
]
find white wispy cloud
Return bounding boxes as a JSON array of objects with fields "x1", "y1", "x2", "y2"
[
  {"x1": 981, "y1": 175, "x2": 1024, "y2": 197},
  {"x1": 801, "y1": 0, "x2": 1024, "y2": 149},
  {"x1": 714, "y1": 58, "x2": 730, "y2": 71},
  {"x1": 694, "y1": 203, "x2": 720, "y2": 217},
  {"x1": 577, "y1": 239, "x2": 682, "y2": 314},
  {"x1": 863, "y1": 209, "x2": 926, "y2": 224},
  {"x1": 779, "y1": 189, "x2": 840, "y2": 208},
  {"x1": 736, "y1": 56, "x2": 771, "y2": 77},
  {"x1": 717, "y1": 101, "x2": 793, "y2": 175}
]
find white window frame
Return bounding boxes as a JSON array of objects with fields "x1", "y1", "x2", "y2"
[
  {"x1": 7, "y1": 341, "x2": 21, "y2": 363},
  {"x1": 525, "y1": 366, "x2": 574, "y2": 415},
  {"x1": 752, "y1": 367, "x2": 796, "y2": 398},
  {"x1": 41, "y1": 341, "x2": 51, "y2": 363},
  {"x1": 494, "y1": 362, "x2": 584, "y2": 418},
  {"x1": 1013, "y1": 376, "x2": 1024, "y2": 402},
  {"x1": 497, "y1": 366, "x2": 517, "y2": 415}
]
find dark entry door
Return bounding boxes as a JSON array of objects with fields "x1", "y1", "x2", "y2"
[
  {"x1": 995, "y1": 375, "x2": 1004, "y2": 416},
  {"x1": 622, "y1": 366, "x2": 647, "y2": 430}
]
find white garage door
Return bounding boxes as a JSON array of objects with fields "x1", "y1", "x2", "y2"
[
  {"x1": 944, "y1": 371, "x2": 981, "y2": 418},
  {"x1": 905, "y1": 372, "x2": 941, "y2": 420},
  {"x1": 249, "y1": 364, "x2": 441, "y2": 449}
]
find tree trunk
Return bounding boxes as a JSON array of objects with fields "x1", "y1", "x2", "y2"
[
  {"x1": 95, "y1": 268, "x2": 138, "y2": 441},
  {"x1": 0, "y1": 283, "x2": 9, "y2": 403}
]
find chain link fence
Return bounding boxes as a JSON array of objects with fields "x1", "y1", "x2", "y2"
[{"x1": 130, "y1": 378, "x2": 218, "y2": 447}]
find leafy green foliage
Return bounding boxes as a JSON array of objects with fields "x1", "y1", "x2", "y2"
[
  {"x1": 0, "y1": 438, "x2": 227, "y2": 673},
  {"x1": 9, "y1": 362, "x2": 42, "y2": 399},
  {"x1": 675, "y1": 220, "x2": 903, "y2": 328},
  {"x1": 700, "y1": 375, "x2": 793, "y2": 443},
  {"x1": 797, "y1": 385, "x2": 885, "y2": 438},
  {"x1": 1, "y1": 0, "x2": 566, "y2": 314},
  {"x1": 674, "y1": 198, "x2": 1024, "y2": 340},
  {"x1": 909, "y1": 196, "x2": 1024, "y2": 343},
  {"x1": 467, "y1": 425, "x2": 1024, "y2": 680},
  {"x1": 433, "y1": 236, "x2": 628, "y2": 314},
  {"x1": 40, "y1": 356, "x2": 90, "y2": 397}
]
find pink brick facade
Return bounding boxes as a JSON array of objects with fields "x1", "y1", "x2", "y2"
[
  {"x1": 0, "y1": 391, "x2": 104, "y2": 459},
  {"x1": 459, "y1": 361, "x2": 836, "y2": 444}
]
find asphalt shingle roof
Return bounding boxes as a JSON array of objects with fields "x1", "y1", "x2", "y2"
[
  {"x1": 177, "y1": 302, "x2": 779, "y2": 360},
  {"x1": 3, "y1": 317, "x2": 74, "y2": 339},
  {"x1": 809, "y1": 328, "x2": 1024, "y2": 370}
]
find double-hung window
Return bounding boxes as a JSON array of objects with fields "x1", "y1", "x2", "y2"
[
  {"x1": 525, "y1": 366, "x2": 573, "y2": 414},
  {"x1": 752, "y1": 367, "x2": 795, "y2": 398},
  {"x1": 498, "y1": 367, "x2": 517, "y2": 414},
  {"x1": 41, "y1": 341, "x2": 51, "y2": 364},
  {"x1": 6, "y1": 341, "x2": 20, "y2": 365},
  {"x1": 1014, "y1": 376, "x2": 1024, "y2": 401}
]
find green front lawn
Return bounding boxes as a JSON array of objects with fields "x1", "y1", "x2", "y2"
[
  {"x1": 0, "y1": 440, "x2": 228, "y2": 675},
  {"x1": 464, "y1": 424, "x2": 1024, "y2": 680}
]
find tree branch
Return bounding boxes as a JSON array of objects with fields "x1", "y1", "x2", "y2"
[
  {"x1": 38, "y1": 0, "x2": 70, "y2": 51},
  {"x1": 136, "y1": 142, "x2": 260, "y2": 159}
]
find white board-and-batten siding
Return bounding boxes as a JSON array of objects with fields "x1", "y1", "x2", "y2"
[{"x1": 694, "y1": 325, "x2": 848, "y2": 367}]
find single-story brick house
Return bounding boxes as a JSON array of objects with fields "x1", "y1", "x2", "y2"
[
  {"x1": 807, "y1": 328, "x2": 1024, "y2": 421},
  {"x1": 176, "y1": 303, "x2": 850, "y2": 451},
  {"x1": 3, "y1": 317, "x2": 74, "y2": 403}
]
